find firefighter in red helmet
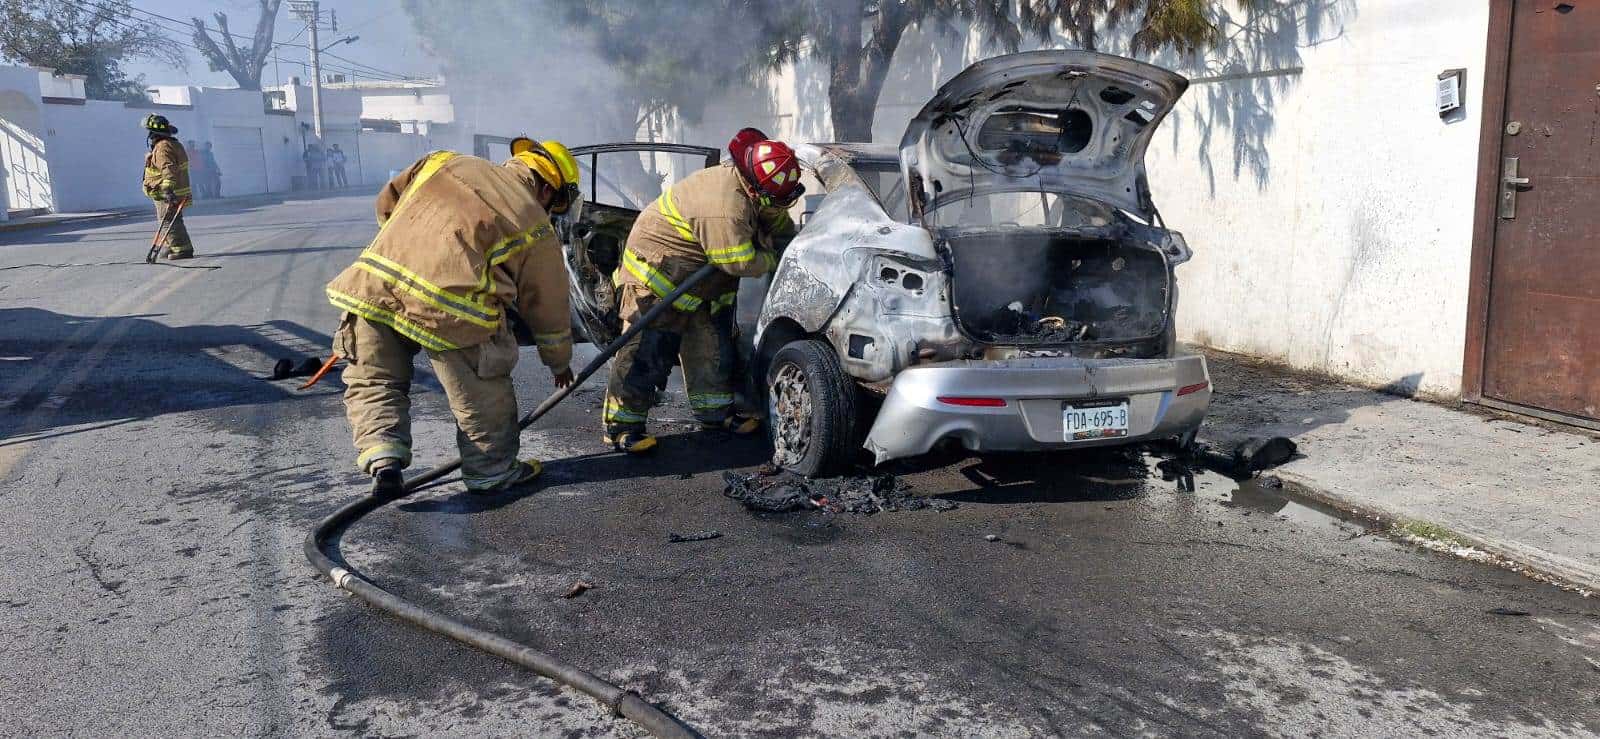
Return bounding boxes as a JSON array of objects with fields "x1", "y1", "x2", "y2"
[{"x1": 601, "y1": 129, "x2": 803, "y2": 453}]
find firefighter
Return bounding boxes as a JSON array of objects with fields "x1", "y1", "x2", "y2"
[
  {"x1": 326, "y1": 138, "x2": 583, "y2": 498},
  {"x1": 601, "y1": 131, "x2": 802, "y2": 454},
  {"x1": 141, "y1": 115, "x2": 194, "y2": 259}
]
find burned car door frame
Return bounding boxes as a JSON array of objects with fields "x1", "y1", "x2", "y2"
[{"x1": 563, "y1": 143, "x2": 720, "y2": 346}]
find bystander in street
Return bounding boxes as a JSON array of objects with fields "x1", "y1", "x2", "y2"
[
  {"x1": 328, "y1": 144, "x2": 349, "y2": 188},
  {"x1": 185, "y1": 139, "x2": 207, "y2": 199},
  {"x1": 201, "y1": 141, "x2": 222, "y2": 198},
  {"x1": 303, "y1": 143, "x2": 326, "y2": 190}
]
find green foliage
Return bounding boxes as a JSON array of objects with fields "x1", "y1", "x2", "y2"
[
  {"x1": 1131, "y1": 0, "x2": 1230, "y2": 54},
  {"x1": 0, "y1": 0, "x2": 183, "y2": 101},
  {"x1": 725, "y1": 0, "x2": 1251, "y2": 140}
]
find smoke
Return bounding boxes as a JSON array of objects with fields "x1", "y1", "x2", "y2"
[
  {"x1": 398, "y1": 0, "x2": 783, "y2": 150},
  {"x1": 397, "y1": 0, "x2": 621, "y2": 143}
]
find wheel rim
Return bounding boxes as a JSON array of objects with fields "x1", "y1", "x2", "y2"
[{"x1": 768, "y1": 361, "x2": 812, "y2": 467}]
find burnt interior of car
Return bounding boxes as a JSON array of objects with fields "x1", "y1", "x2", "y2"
[
  {"x1": 568, "y1": 202, "x2": 633, "y2": 340},
  {"x1": 944, "y1": 232, "x2": 1169, "y2": 346}
]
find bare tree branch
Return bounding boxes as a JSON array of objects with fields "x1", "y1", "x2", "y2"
[{"x1": 191, "y1": 0, "x2": 281, "y2": 90}]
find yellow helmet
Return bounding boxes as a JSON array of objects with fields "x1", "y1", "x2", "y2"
[{"x1": 507, "y1": 137, "x2": 582, "y2": 218}]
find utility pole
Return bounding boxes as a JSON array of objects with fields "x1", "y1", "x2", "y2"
[{"x1": 288, "y1": 0, "x2": 324, "y2": 140}]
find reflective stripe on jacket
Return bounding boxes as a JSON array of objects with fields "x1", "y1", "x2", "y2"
[
  {"x1": 324, "y1": 151, "x2": 574, "y2": 371},
  {"x1": 617, "y1": 162, "x2": 792, "y2": 324},
  {"x1": 143, "y1": 137, "x2": 191, "y2": 200}
]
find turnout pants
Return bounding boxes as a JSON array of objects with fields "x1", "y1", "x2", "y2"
[
  {"x1": 154, "y1": 200, "x2": 192, "y2": 257},
  {"x1": 603, "y1": 308, "x2": 737, "y2": 434},
  {"x1": 334, "y1": 314, "x2": 526, "y2": 491}
]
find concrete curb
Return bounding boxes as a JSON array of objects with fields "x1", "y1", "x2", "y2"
[
  {"x1": 0, "y1": 187, "x2": 374, "y2": 235},
  {"x1": 182, "y1": 186, "x2": 375, "y2": 214},
  {"x1": 1272, "y1": 471, "x2": 1597, "y2": 595},
  {"x1": 0, "y1": 210, "x2": 141, "y2": 234}
]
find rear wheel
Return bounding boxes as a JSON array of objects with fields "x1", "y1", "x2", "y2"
[{"x1": 766, "y1": 339, "x2": 856, "y2": 477}]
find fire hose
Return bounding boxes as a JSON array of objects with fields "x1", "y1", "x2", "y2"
[{"x1": 305, "y1": 264, "x2": 718, "y2": 739}]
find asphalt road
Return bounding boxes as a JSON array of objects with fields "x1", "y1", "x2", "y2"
[{"x1": 2, "y1": 192, "x2": 1597, "y2": 738}]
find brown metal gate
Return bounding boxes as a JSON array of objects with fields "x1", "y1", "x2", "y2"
[{"x1": 1465, "y1": 0, "x2": 1600, "y2": 428}]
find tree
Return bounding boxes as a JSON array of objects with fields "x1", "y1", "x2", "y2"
[
  {"x1": 402, "y1": 0, "x2": 770, "y2": 202},
  {"x1": 404, "y1": 0, "x2": 765, "y2": 134},
  {"x1": 0, "y1": 0, "x2": 184, "y2": 101},
  {"x1": 758, "y1": 0, "x2": 1251, "y2": 142},
  {"x1": 190, "y1": 0, "x2": 282, "y2": 90}
]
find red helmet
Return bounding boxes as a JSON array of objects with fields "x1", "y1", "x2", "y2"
[
  {"x1": 728, "y1": 127, "x2": 767, "y2": 163},
  {"x1": 742, "y1": 139, "x2": 804, "y2": 206}
]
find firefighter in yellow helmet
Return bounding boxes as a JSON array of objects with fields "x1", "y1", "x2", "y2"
[
  {"x1": 326, "y1": 137, "x2": 582, "y2": 498},
  {"x1": 141, "y1": 115, "x2": 194, "y2": 259},
  {"x1": 601, "y1": 131, "x2": 801, "y2": 454}
]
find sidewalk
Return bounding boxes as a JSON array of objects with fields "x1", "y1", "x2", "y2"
[
  {"x1": 0, "y1": 186, "x2": 374, "y2": 235},
  {"x1": 1198, "y1": 348, "x2": 1599, "y2": 594},
  {"x1": 0, "y1": 209, "x2": 139, "y2": 233}
]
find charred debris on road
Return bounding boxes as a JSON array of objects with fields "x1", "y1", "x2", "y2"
[
  {"x1": 723, "y1": 465, "x2": 959, "y2": 515},
  {"x1": 725, "y1": 435, "x2": 1298, "y2": 511},
  {"x1": 1152, "y1": 436, "x2": 1299, "y2": 491}
]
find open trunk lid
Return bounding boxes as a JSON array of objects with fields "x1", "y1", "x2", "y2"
[{"x1": 899, "y1": 50, "x2": 1188, "y2": 221}]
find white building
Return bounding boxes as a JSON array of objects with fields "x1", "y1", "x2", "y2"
[
  {"x1": 324, "y1": 78, "x2": 456, "y2": 134},
  {"x1": 0, "y1": 66, "x2": 61, "y2": 218},
  {"x1": 0, "y1": 67, "x2": 462, "y2": 215}
]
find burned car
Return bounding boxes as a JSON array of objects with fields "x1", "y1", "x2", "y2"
[{"x1": 563, "y1": 50, "x2": 1210, "y2": 475}]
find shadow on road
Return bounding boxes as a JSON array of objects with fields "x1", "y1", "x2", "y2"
[
  {"x1": 0, "y1": 307, "x2": 339, "y2": 441},
  {"x1": 201, "y1": 245, "x2": 363, "y2": 260},
  {"x1": 942, "y1": 449, "x2": 1152, "y2": 504},
  {"x1": 400, "y1": 432, "x2": 773, "y2": 514}
]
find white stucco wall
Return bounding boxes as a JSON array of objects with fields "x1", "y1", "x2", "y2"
[
  {"x1": 1, "y1": 66, "x2": 447, "y2": 212},
  {"x1": 354, "y1": 87, "x2": 455, "y2": 125},
  {"x1": 665, "y1": 0, "x2": 1488, "y2": 398},
  {"x1": 1, "y1": 66, "x2": 53, "y2": 214},
  {"x1": 1145, "y1": 2, "x2": 1489, "y2": 398},
  {"x1": 36, "y1": 70, "x2": 85, "y2": 99},
  {"x1": 42, "y1": 101, "x2": 191, "y2": 212}
]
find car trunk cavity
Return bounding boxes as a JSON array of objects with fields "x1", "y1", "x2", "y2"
[{"x1": 942, "y1": 227, "x2": 1170, "y2": 352}]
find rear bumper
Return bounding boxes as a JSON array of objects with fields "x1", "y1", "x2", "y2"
[{"x1": 862, "y1": 353, "x2": 1211, "y2": 464}]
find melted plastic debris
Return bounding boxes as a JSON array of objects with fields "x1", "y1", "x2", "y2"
[
  {"x1": 270, "y1": 356, "x2": 323, "y2": 380},
  {"x1": 668, "y1": 530, "x2": 722, "y2": 543},
  {"x1": 722, "y1": 470, "x2": 958, "y2": 514},
  {"x1": 988, "y1": 305, "x2": 1093, "y2": 344},
  {"x1": 1148, "y1": 435, "x2": 1300, "y2": 486},
  {"x1": 1234, "y1": 436, "x2": 1298, "y2": 471}
]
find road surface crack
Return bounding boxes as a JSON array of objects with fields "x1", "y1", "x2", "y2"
[{"x1": 73, "y1": 524, "x2": 127, "y2": 599}]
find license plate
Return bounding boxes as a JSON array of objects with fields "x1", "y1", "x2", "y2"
[{"x1": 1062, "y1": 400, "x2": 1129, "y2": 441}]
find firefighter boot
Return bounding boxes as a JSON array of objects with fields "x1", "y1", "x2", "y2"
[
  {"x1": 369, "y1": 461, "x2": 405, "y2": 500},
  {"x1": 703, "y1": 411, "x2": 761, "y2": 435},
  {"x1": 468, "y1": 459, "x2": 542, "y2": 496},
  {"x1": 603, "y1": 429, "x2": 658, "y2": 455}
]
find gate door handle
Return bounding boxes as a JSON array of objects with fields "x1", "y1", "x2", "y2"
[{"x1": 1499, "y1": 156, "x2": 1530, "y2": 219}]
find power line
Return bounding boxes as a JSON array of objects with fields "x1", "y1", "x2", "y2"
[
  {"x1": 132, "y1": 0, "x2": 413, "y2": 83},
  {"x1": 320, "y1": 50, "x2": 427, "y2": 82},
  {"x1": 59, "y1": 0, "x2": 211, "y2": 57},
  {"x1": 118, "y1": 0, "x2": 311, "y2": 52},
  {"x1": 63, "y1": 0, "x2": 425, "y2": 84}
]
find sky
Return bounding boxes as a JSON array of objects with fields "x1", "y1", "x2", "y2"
[{"x1": 119, "y1": 0, "x2": 441, "y2": 89}]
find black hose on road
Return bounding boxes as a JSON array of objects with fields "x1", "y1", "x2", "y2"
[{"x1": 306, "y1": 265, "x2": 720, "y2": 739}]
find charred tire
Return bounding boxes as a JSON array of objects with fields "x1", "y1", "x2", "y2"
[{"x1": 766, "y1": 339, "x2": 857, "y2": 477}]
